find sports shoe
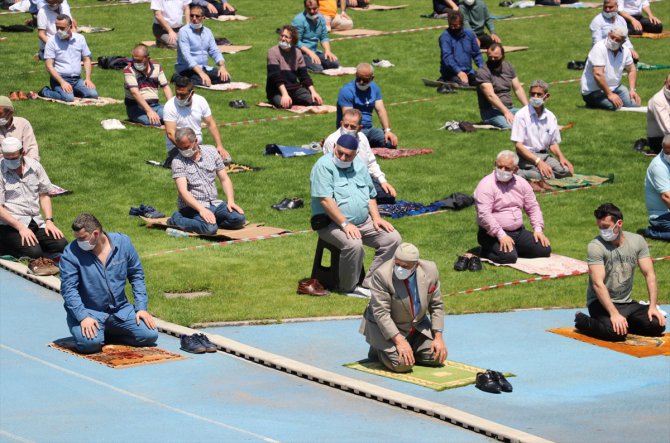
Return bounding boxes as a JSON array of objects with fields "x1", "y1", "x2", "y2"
[
  {"x1": 468, "y1": 256, "x2": 482, "y2": 272},
  {"x1": 228, "y1": 99, "x2": 248, "y2": 109},
  {"x1": 372, "y1": 59, "x2": 395, "y2": 68},
  {"x1": 193, "y1": 333, "x2": 217, "y2": 353},
  {"x1": 28, "y1": 257, "x2": 59, "y2": 276},
  {"x1": 180, "y1": 334, "x2": 207, "y2": 354},
  {"x1": 488, "y1": 370, "x2": 513, "y2": 392},
  {"x1": 475, "y1": 371, "x2": 501, "y2": 393},
  {"x1": 454, "y1": 255, "x2": 469, "y2": 272}
]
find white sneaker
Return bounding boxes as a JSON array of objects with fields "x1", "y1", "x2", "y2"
[
  {"x1": 346, "y1": 286, "x2": 371, "y2": 299},
  {"x1": 372, "y1": 59, "x2": 395, "y2": 68}
]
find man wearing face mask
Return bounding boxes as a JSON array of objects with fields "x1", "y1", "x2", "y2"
[
  {"x1": 476, "y1": 43, "x2": 527, "y2": 129},
  {"x1": 36, "y1": 0, "x2": 73, "y2": 60},
  {"x1": 291, "y1": 0, "x2": 340, "y2": 73},
  {"x1": 590, "y1": 0, "x2": 639, "y2": 62},
  {"x1": 174, "y1": 5, "x2": 230, "y2": 87},
  {"x1": 474, "y1": 150, "x2": 551, "y2": 264},
  {"x1": 575, "y1": 203, "x2": 666, "y2": 341},
  {"x1": 38, "y1": 14, "x2": 97, "y2": 103},
  {"x1": 310, "y1": 133, "x2": 401, "y2": 297},
  {"x1": 359, "y1": 243, "x2": 447, "y2": 373},
  {"x1": 266, "y1": 25, "x2": 323, "y2": 109},
  {"x1": 644, "y1": 135, "x2": 670, "y2": 240},
  {"x1": 581, "y1": 25, "x2": 640, "y2": 111},
  {"x1": 459, "y1": 0, "x2": 499, "y2": 50},
  {"x1": 168, "y1": 127, "x2": 245, "y2": 234},
  {"x1": 123, "y1": 44, "x2": 173, "y2": 126},
  {"x1": 0, "y1": 137, "x2": 67, "y2": 260},
  {"x1": 336, "y1": 63, "x2": 398, "y2": 148},
  {"x1": 511, "y1": 80, "x2": 574, "y2": 180},
  {"x1": 163, "y1": 77, "x2": 230, "y2": 168},
  {"x1": 0, "y1": 96, "x2": 39, "y2": 161},
  {"x1": 438, "y1": 11, "x2": 483, "y2": 87},
  {"x1": 322, "y1": 108, "x2": 396, "y2": 203},
  {"x1": 59, "y1": 213, "x2": 158, "y2": 354},
  {"x1": 646, "y1": 75, "x2": 670, "y2": 154}
]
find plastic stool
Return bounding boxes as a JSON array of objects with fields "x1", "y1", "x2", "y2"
[{"x1": 311, "y1": 237, "x2": 364, "y2": 291}]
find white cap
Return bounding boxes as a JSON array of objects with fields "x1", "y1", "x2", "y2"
[{"x1": 1, "y1": 137, "x2": 22, "y2": 154}]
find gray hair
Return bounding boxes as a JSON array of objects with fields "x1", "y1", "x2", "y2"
[
  {"x1": 496, "y1": 149, "x2": 519, "y2": 165},
  {"x1": 175, "y1": 127, "x2": 197, "y2": 144},
  {"x1": 72, "y1": 213, "x2": 102, "y2": 233},
  {"x1": 609, "y1": 24, "x2": 628, "y2": 38},
  {"x1": 342, "y1": 108, "x2": 362, "y2": 123},
  {"x1": 133, "y1": 43, "x2": 150, "y2": 58},
  {"x1": 530, "y1": 80, "x2": 549, "y2": 94}
]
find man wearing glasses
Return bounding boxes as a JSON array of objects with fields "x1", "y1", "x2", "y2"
[
  {"x1": 336, "y1": 63, "x2": 398, "y2": 148},
  {"x1": 175, "y1": 5, "x2": 230, "y2": 87}
]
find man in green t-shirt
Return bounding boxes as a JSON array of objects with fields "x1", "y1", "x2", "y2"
[{"x1": 575, "y1": 203, "x2": 666, "y2": 341}]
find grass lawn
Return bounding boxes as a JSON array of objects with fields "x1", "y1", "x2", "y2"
[{"x1": 1, "y1": 0, "x2": 668, "y2": 326}]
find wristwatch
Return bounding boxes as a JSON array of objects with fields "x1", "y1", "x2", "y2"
[
  {"x1": 384, "y1": 128, "x2": 392, "y2": 133},
  {"x1": 340, "y1": 221, "x2": 349, "y2": 229},
  {"x1": 45, "y1": 217, "x2": 54, "y2": 222},
  {"x1": 534, "y1": 157, "x2": 541, "y2": 166}
]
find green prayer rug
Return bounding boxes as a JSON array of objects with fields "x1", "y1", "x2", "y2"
[
  {"x1": 344, "y1": 359, "x2": 499, "y2": 391},
  {"x1": 544, "y1": 172, "x2": 614, "y2": 189}
]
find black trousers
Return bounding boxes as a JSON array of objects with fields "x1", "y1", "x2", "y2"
[
  {"x1": 578, "y1": 300, "x2": 666, "y2": 342},
  {"x1": 627, "y1": 14, "x2": 663, "y2": 35},
  {"x1": 269, "y1": 87, "x2": 315, "y2": 108},
  {"x1": 648, "y1": 136, "x2": 663, "y2": 154},
  {"x1": 0, "y1": 220, "x2": 68, "y2": 259},
  {"x1": 201, "y1": 0, "x2": 236, "y2": 18},
  {"x1": 478, "y1": 225, "x2": 551, "y2": 264}
]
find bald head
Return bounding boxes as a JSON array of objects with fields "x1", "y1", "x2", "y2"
[{"x1": 356, "y1": 63, "x2": 373, "y2": 77}]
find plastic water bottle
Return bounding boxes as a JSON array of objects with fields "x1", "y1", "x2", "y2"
[{"x1": 166, "y1": 228, "x2": 190, "y2": 238}]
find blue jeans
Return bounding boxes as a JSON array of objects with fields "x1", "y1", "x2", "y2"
[
  {"x1": 126, "y1": 101, "x2": 164, "y2": 126},
  {"x1": 67, "y1": 311, "x2": 158, "y2": 354},
  {"x1": 41, "y1": 76, "x2": 98, "y2": 103},
  {"x1": 303, "y1": 51, "x2": 340, "y2": 73},
  {"x1": 582, "y1": 85, "x2": 637, "y2": 111},
  {"x1": 480, "y1": 106, "x2": 518, "y2": 129},
  {"x1": 646, "y1": 212, "x2": 670, "y2": 241},
  {"x1": 361, "y1": 127, "x2": 395, "y2": 148},
  {"x1": 170, "y1": 202, "x2": 246, "y2": 235}
]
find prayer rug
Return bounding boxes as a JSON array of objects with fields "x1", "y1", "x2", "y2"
[
  {"x1": 48, "y1": 184, "x2": 72, "y2": 197},
  {"x1": 617, "y1": 106, "x2": 648, "y2": 113},
  {"x1": 636, "y1": 62, "x2": 670, "y2": 70},
  {"x1": 421, "y1": 78, "x2": 477, "y2": 90},
  {"x1": 630, "y1": 31, "x2": 670, "y2": 39},
  {"x1": 217, "y1": 45, "x2": 252, "y2": 54},
  {"x1": 142, "y1": 217, "x2": 290, "y2": 240},
  {"x1": 350, "y1": 4, "x2": 407, "y2": 10},
  {"x1": 544, "y1": 172, "x2": 613, "y2": 189},
  {"x1": 560, "y1": 2, "x2": 600, "y2": 8},
  {"x1": 123, "y1": 120, "x2": 164, "y2": 129},
  {"x1": 49, "y1": 339, "x2": 189, "y2": 368},
  {"x1": 256, "y1": 102, "x2": 337, "y2": 114},
  {"x1": 371, "y1": 148, "x2": 433, "y2": 159},
  {"x1": 330, "y1": 29, "x2": 384, "y2": 36},
  {"x1": 209, "y1": 14, "x2": 252, "y2": 21},
  {"x1": 378, "y1": 200, "x2": 443, "y2": 218},
  {"x1": 344, "y1": 359, "x2": 512, "y2": 391},
  {"x1": 319, "y1": 67, "x2": 358, "y2": 76},
  {"x1": 78, "y1": 26, "x2": 114, "y2": 33},
  {"x1": 36, "y1": 96, "x2": 122, "y2": 106},
  {"x1": 547, "y1": 329, "x2": 670, "y2": 358},
  {"x1": 480, "y1": 45, "x2": 528, "y2": 53},
  {"x1": 225, "y1": 162, "x2": 259, "y2": 174},
  {"x1": 481, "y1": 254, "x2": 589, "y2": 276},
  {"x1": 195, "y1": 82, "x2": 257, "y2": 91},
  {"x1": 265, "y1": 144, "x2": 317, "y2": 157}
]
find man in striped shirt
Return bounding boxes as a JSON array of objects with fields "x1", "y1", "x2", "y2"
[{"x1": 123, "y1": 44, "x2": 173, "y2": 126}]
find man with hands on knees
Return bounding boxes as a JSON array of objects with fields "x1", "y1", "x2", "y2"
[
  {"x1": 59, "y1": 213, "x2": 158, "y2": 354},
  {"x1": 359, "y1": 243, "x2": 447, "y2": 373}
]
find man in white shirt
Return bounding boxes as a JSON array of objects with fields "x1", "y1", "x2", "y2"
[
  {"x1": 162, "y1": 77, "x2": 229, "y2": 167},
  {"x1": 322, "y1": 108, "x2": 397, "y2": 204},
  {"x1": 580, "y1": 25, "x2": 640, "y2": 111},
  {"x1": 646, "y1": 75, "x2": 670, "y2": 154},
  {"x1": 589, "y1": 0, "x2": 638, "y2": 61},
  {"x1": 617, "y1": 0, "x2": 663, "y2": 34},
  {"x1": 36, "y1": 0, "x2": 72, "y2": 60},
  {"x1": 151, "y1": 0, "x2": 190, "y2": 49}
]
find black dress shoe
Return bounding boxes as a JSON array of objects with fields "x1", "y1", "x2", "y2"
[
  {"x1": 272, "y1": 198, "x2": 291, "y2": 210},
  {"x1": 632, "y1": 138, "x2": 647, "y2": 152},
  {"x1": 437, "y1": 84, "x2": 456, "y2": 94},
  {"x1": 468, "y1": 256, "x2": 482, "y2": 272},
  {"x1": 489, "y1": 370, "x2": 513, "y2": 392},
  {"x1": 286, "y1": 198, "x2": 304, "y2": 209},
  {"x1": 476, "y1": 371, "x2": 501, "y2": 393},
  {"x1": 454, "y1": 255, "x2": 469, "y2": 272}
]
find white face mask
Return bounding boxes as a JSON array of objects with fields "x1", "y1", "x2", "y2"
[
  {"x1": 495, "y1": 168, "x2": 514, "y2": 182},
  {"x1": 605, "y1": 37, "x2": 621, "y2": 51},
  {"x1": 57, "y1": 29, "x2": 70, "y2": 40},
  {"x1": 602, "y1": 10, "x2": 617, "y2": 18},
  {"x1": 332, "y1": 156, "x2": 352, "y2": 169},
  {"x1": 464, "y1": 0, "x2": 476, "y2": 5},
  {"x1": 663, "y1": 153, "x2": 670, "y2": 164},
  {"x1": 133, "y1": 62, "x2": 146, "y2": 72},
  {"x1": 305, "y1": 12, "x2": 318, "y2": 20},
  {"x1": 278, "y1": 41, "x2": 291, "y2": 50},
  {"x1": 0, "y1": 118, "x2": 9, "y2": 126},
  {"x1": 180, "y1": 147, "x2": 197, "y2": 158},
  {"x1": 663, "y1": 86, "x2": 670, "y2": 101},
  {"x1": 176, "y1": 94, "x2": 193, "y2": 107},
  {"x1": 393, "y1": 265, "x2": 414, "y2": 280},
  {"x1": 190, "y1": 22, "x2": 203, "y2": 30},
  {"x1": 77, "y1": 234, "x2": 98, "y2": 251},
  {"x1": 341, "y1": 127, "x2": 357, "y2": 136},
  {"x1": 599, "y1": 224, "x2": 620, "y2": 242},
  {"x1": 530, "y1": 97, "x2": 544, "y2": 108},
  {"x1": 48, "y1": 3, "x2": 60, "y2": 10},
  {"x1": 3, "y1": 157, "x2": 21, "y2": 170},
  {"x1": 356, "y1": 83, "x2": 370, "y2": 92}
]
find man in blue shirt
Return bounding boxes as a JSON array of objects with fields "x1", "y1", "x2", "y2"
[
  {"x1": 175, "y1": 5, "x2": 230, "y2": 87},
  {"x1": 644, "y1": 135, "x2": 670, "y2": 240},
  {"x1": 59, "y1": 213, "x2": 158, "y2": 354},
  {"x1": 336, "y1": 63, "x2": 398, "y2": 148},
  {"x1": 291, "y1": 0, "x2": 340, "y2": 73},
  {"x1": 438, "y1": 11, "x2": 484, "y2": 87},
  {"x1": 310, "y1": 134, "x2": 401, "y2": 296}
]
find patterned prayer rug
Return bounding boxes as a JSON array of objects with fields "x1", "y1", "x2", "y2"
[
  {"x1": 548, "y1": 329, "x2": 670, "y2": 358},
  {"x1": 49, "y1": 339, "x2": 189, "y2": 368},
  {"x1": 371, "y1": 148, "x2": 433, "y2": 159}
]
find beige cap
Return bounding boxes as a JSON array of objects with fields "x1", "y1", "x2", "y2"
[
  {"x1": 1, "y1": 137, "x2": 22, "y2": 154},
  {"x1": 394, "y1": 243, "x2": 420, "y2": 261},
  {"x1": 0, "y1": 96, "x2": 13, "y2": 110}
]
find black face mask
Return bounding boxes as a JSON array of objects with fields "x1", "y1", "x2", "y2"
[
  {"x1": 487, "y1": 59, "x2": 503, "y2": 70},
  {"x1": 448, "y1": 26, "x2": 463, "y2": 36}
]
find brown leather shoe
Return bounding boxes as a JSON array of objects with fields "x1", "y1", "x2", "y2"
[
  {"x1": 9, "y1": 91, "x2": 19, "y2": 101},
  {"x1": 17, "y1": 91, "x2": 28, "y2": 100},
  {"x1": 297, "y1": 278, "x2": 329, "y2": 296}
]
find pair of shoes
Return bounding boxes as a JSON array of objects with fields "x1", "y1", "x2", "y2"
[
  {"x1": 567, "y1": 60, "x2": 586, "y2": 70},
  {"x1": 9, "y1": 91, "x2": 27, "y2": 101},
  {"x1": 215, "y1": 37, "x2": 233, "y2": 46},
  {"x1": 272, "y1": 197, "x2": 303, "y2": 211},
  {"x1": 372, "y1": 59, "x2": 395, "y2": 68},
  {"x1": 476, "y1": 370, "x2": 513, "y2": 393},
  {"x1": 499, "y1": 1, "x2": 512, "y2": 6},
  {"x1": 632, "y1": 138, "x2": 648, "y2": 152},
  {"x1": 346, "y1": 286, "x2": 371, "y2": 299},
  {"x1": 180, "y1": 333, "x2": 217, "y2": 354},
  {"x1": 229, "y1": 99, "x2": 248, "y2": 109},
  {"x1": 297, "y1": 278, "x2": 329, "y2": 296},
  {"x1": 453, "y1": 255, "x2": 482, "y2": 272},
  {"x1": 28, "y1": 257, "x2": 59, "y2": 276},
  {"x1": 437, "y1": 84, "x2": 456, "y2": 94},
  {"x1": 129, "y1": 204, "x2": 165, "y2": 218}
]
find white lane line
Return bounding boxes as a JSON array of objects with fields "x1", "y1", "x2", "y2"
[
  {"x1": 0, "y1": 430, "x2": 34, "y2": 443},
  {"x1": 0, "y1": 344, "x2": 279, "y2": 443}
]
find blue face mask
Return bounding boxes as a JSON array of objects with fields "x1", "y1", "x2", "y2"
[{"x1": 3, "y1": 157, "x2": 21, "y2": 169}]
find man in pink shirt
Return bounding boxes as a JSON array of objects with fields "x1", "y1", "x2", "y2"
[{"x1": 474, "y1": 150, "x2": 552, "y2": 264}]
